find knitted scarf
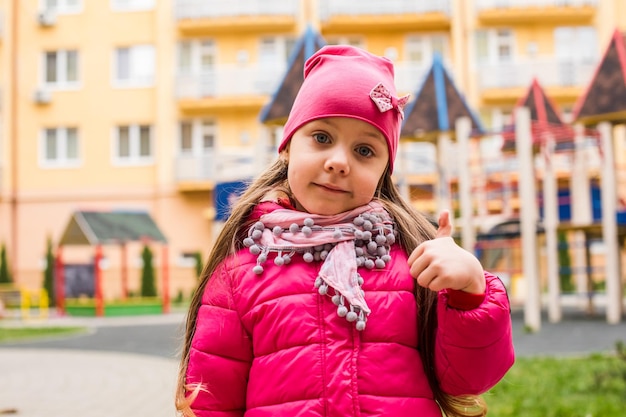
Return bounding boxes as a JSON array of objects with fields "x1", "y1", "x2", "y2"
[{"x1": 243, "y1": 200, "x2": 396, "y2": 330}]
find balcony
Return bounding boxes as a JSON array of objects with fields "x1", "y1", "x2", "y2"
[
  {"x1": 175, "y1": 151, "x2": 263, "y2": 191},
  {"x1": 476, "y1": 0, "x2": 597, "y2": 25},
  {"x1": 175, "y1": 0, "x2": 298, "y2": 35},
  {"x1": 176, "y1": 64, "x2": 286, "y2": 112},
  {"x1": 176, "y1": 60, "x2": 431, "y2": 111},
  {"x1": 319, "y1": 0, "x2": 451, "y2": 33},
  {"x1": 477, "y1": 57, "x2": 596, "y2": 104}
]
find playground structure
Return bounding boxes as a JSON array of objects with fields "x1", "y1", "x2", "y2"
[
  {"x1": 420, "y1": 30, "x2": 626, "y2": 330},
  {"x1": 0, "y1": 284, "x2": 49, "y2": 320}
]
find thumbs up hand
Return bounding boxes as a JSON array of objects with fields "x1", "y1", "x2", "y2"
[{"x1": 407, "y1": 210, "x2": 485, "y2": 294}]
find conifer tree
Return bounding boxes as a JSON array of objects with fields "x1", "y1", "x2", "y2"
[
  {"x1": 43, "y1": 238, "x2": 55, "y2": 306},
  {"x1": 140, "y1": 245, "x2": 157, "y2": 297},
  {"x1": 0, "y1": 244, "x2": 12, "y2": 284}
]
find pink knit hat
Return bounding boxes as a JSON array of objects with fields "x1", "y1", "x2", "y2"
[{"x1": 279, "y1": 45, "x2": 409, "y2": 173}]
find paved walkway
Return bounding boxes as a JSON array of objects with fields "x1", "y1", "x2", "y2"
[
  {"x1": 0, "y1": 313, "x2": 184, "y2": 417},
  {"x1": 0, "y1": 348, "x2": 178, "y2": 417},
  {"x1": 1, "y1": 309, "x2": 625, "y2": 416}
]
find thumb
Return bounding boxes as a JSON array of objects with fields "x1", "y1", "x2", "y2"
[{"x1": 435, "y1": 210, "x2": 453, "y2": 238}]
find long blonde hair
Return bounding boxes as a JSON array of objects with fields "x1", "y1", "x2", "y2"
[{"x1": 175, "y1": 158, "x2": 486, "y2": 417}]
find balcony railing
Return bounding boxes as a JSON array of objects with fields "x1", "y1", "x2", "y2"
[
  {"x1": 477, "y1": 58, "x2": 596, "y2": 90},
  {"x1": 175, "y1": 152, "x2": 264, "y2": 183},
  {"x1": 176, "y1": 61, "x2": 429, "y2": 99},
  {"x1": 175, "y1": 0, "x2": 298, "y2": 19},
  {"x1": 475, "y1": 0, "x2": 597, "y2": 9},
  {"x1": 319, "y1": 0, "x2": 451, "y2": 19},
  {"x1": 176, "y1": 64, "x2": 286, "y2": 98}
]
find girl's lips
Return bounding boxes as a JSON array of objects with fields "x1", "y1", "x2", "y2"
[{"x1": 317, "y1": 183, "x2": 347, "y2": 193}]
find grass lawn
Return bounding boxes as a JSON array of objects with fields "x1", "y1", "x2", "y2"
[
  {"x1": 0, "y1": 326, "x2": 87, "y2": 343},
  {"x1": 486, "y1": 348, "x2": 626, "y2": 417}
]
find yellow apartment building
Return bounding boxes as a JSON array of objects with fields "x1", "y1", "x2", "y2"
[{"x1": 0, "y1": 0, "x2": 624, "y2": 302}]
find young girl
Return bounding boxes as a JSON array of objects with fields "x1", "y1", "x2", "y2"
[{"x1": 176, "y1": 45, "x2": 514, "y2": 417}]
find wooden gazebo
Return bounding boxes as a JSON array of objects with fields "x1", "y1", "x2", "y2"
[{"x1": 56, "y1": 210, "x2": 169, "y2": 316}]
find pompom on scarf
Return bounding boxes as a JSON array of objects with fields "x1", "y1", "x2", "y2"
[{"x1": 243, "y1": 201, "x2": 396, "y2": 330}]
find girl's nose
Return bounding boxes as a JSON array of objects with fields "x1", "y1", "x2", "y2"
[{"x1": 324, "y1": 148, "x2": 350, "y2": 174}]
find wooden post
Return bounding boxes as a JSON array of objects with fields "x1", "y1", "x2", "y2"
[
  {"x1": 543, "y1": 134, "x2": 561, "y2": 323},
  {"x1": 456, "y1": 116, "x2": 475, "y2": 252},
  {"x1": 436, "y1": 132, "x2": 452, "y2": 214},
  {"x1": 94, "y1": 245, "x2": 104, "y2": 317},
  {"x1": 598, "y1": 122, "x2": 622, "y2": 324},
  {"x1": 516, "y1": 107, "x2": 541, "y2": 331},
  {"x1": 120, "y1": 242, "x2": 128, "y2": 300},
  {"x1": 571, "y1": 124, "x2": 592, "y2": 225},
  {"x1": 571, "y1": 123, "x2": 593, "y2": 309}
]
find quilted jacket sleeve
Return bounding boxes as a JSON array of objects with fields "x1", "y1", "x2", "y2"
[
  {"x1": 434, "y1": 271, "x2": 515, "y2": 396},
  {"x1": 186, "y1": 263, "x2": 253, "y2": 417}
]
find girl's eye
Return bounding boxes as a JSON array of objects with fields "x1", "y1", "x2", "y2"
[
  {"x1": 313, "y1": 132, "x2": 331, "y2": 144},
  {"x1": 356, "y1": 146, "x2": 374, "y2": 157}
]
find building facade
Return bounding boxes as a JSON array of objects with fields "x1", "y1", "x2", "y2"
[{"x1": 0, "y1": 0, "x2": 624, "y2": 301}]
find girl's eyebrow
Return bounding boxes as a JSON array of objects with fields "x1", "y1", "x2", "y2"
[{"x1": 318, "y1": 119, "x2": 384, "y2": 141}]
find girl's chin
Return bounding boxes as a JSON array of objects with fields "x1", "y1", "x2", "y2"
[{"x1": 297, "y1": 201, "x2": 358, "y2": 216}]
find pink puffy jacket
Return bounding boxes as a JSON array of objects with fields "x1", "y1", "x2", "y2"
[{"x1": 186, "y1": 209, "x2": 515, "y2": 417}]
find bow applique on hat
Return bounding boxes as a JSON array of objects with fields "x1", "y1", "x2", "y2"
[{"x1": 370, "y1": 83, "x2": 410, "y2": 120}]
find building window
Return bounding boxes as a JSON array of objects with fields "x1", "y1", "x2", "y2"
[
  {"x1": 178, "y1": 43, "x2": 194, "y2": 74},
  {"x1": 259, "y1": 37, "x2": 296, "y2": 66},
  {"x1": 110, "y1": 0, "x2": 154, "y2": 11},
  {"x1": 326, "y1": 36, "x2": 365, "y2": 49},
  {"x1": 405, "y1": 34, "x2": 449, "y2": 66},
  {"x1": 180, "y1": 122, "x2": 193, "y2": 153},
  {"x1": 40, "y1": 127, "x2": 80, "y2": 167},
  {"x1": 113, "y1": 124, "x2": 153, "y2": 164},
  {"x1": 43, "y1": 50, "x2": 79, "y2": 88},
  {"x1": 42, "y1": 0, "x2": 82, "y2": 14},
  {"x1": 178, "y1": 40, "x2": 215, "y2": 75},
  {"x1": 476, "y1": 29, "x2": 514, "y2": 65},
  {"x1": 113, "y1": 45, "x2": 155, "y2": 88},
  {"x1": 178, "y1": 120, "x2": 215, "y2": 155}
]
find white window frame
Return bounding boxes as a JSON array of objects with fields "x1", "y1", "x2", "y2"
[
  {"x1": 112, "y1": 45, "x2": 155, "y2": 88},
  {"x1": 258, "y1": 36, "x2": 297, "y2": 70},
  {"x1": 110, "y1": 0, "x2": 155, "y2": 12},
  {"x1": 42, "y1": 49, "x2": 80, "y2": 90},
  {"x1": 112, "y1": 124, "x2": 154, "y2": 165},
  {"x1": 476, "y1": 29, "x2": 515, "y2": 65},
  {"x1": 41, "y1": 0, "x2": 83, "y2": 14},
  {"x1": 39, "y1": 127, "x2": 81, "y2": 168},
  {"x1": 178, "y1": 119, "x2": 216, "y2": 156},
  {"x1": 405, "y1": 34, "x2": 450, "y2": 66},
  {"x1": 178, "y1": 40, "x2": 216, "y2": 75}
]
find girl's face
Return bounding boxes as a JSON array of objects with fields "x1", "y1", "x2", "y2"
[{"x1": 286, "y1": 117, "x2": 389, "y2": 215}]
